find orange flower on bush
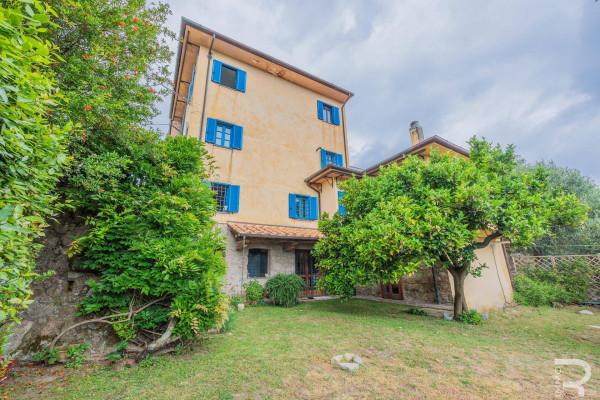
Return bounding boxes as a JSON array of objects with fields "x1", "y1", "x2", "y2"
[
  {"x1": 132, "y1": 26, "x2": 139, "y2": 32},
  {"x1": 100, "y1": 85, "x2": 107, "y2": 90},
  {"x1": 132, "y1": 17, "x2": 139, "y2": 24},
  {"x1": 83, "y1": 105, "x2": 92, "y2": 111},
  {"x1": 118, "y1": 21, "x2": 125, "y2": 27},
  {"x1": 124, "y1": 74, "x2": 131, "y2": 81},
  {"x1": 83, "y1": 53, "x2": 90, "y2": 60}
]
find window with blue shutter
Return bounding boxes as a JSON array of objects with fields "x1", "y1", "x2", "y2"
[
  {"x1": 211, "y1": 59, "x2": 246, "y2": 92},
  {"x1": 209, "y1": 182, "x2": 240, "y2": 213},
  {"x1": 289, "y1": 193, "x2": 318, "y2": 220},
  {"x1": 317, "y1": 100, "x2": 340, "y2": 125},
  {"x1": 320, "y1": 149, "x2": 344, "y2": 168},
  {"x1": 205, "y1": 118, "x2": 243, "y2": 149},
  {"x1": 338, "y1": 191, "x2": 346, "y2": 216}
]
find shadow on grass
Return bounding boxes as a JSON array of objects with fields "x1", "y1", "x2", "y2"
[{"x1": 301, "y1": 298, "x2": 420, "y2": 319}]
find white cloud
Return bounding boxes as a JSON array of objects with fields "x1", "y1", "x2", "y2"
[{"x1": 158, "y1": 0, "x2": 600, "y2": 182}]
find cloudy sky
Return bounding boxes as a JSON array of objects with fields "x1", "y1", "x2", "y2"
[{"x1": 154, "y1": 0, "x2": 600, "y2": 182}]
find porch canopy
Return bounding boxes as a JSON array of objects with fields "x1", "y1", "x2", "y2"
[{"x1": 227, "y1": 222, "x2": 322, "y2": 251}]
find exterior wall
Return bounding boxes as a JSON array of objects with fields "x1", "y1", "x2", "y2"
[
  {"x1": 219, "y1": 224, "x2": 311, "y2": 294},
  {"x1": 402, "y1": 267, "x2": 453, "y2": 304},
  {"x1": 447, "y1": 239, "x2": 514, "y2": 311},
  {"x1": 319, "y1": 179, "x2": 342, "y2": 217},
  {"x1": 184, "y1": 48, "x2": 347, "y2": 227}
]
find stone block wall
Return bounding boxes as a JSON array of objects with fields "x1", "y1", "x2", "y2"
[
  {"x1": 5, "y1": 215, "x2": 118, "y2": 359},
  {"x1": 219, "y1": 224, "x2": 311, "y2": 295}
]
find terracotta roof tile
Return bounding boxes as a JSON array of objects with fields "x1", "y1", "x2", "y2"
[{"x1": 228, "y1": 222, "x2": 323, "y2": 241}]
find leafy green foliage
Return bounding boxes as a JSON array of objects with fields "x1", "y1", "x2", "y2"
[
  {"x1": 265, "y1": 274, "x2": 305, "y2": 307},
  {"x1": 458, "y1": 310, "x2": 483, "y2": 325},
  {"x1": 65, "y1": 343, "x2": 90, "y2": 369},
  {"x1": 514, "y1": 259, "x2": 593, "y2": 306},
  {"x1": 38, "y1": 1, "x2": 227, "y2": 345},
  {"x1": 0, "y1": 0, "x2": 69, "y2": 346},
  {"x1": 72, "y1": 137, "x2": 227, "y2": 340},
  {"x1": 314, "y1": 138, "x2": 587, "y2": 317},
  {"x1": 107, "y1": 340, "x2": 128, "y2": 363},
  {"x1": 32, "y1": 347, "x2": 60, "y2": 365},
  {"x1": 522, "y1": 162, "x2": 600, "y2": 255},
  {"x1": 243, "y1": 281, "x2": 264, "y2": 305}
]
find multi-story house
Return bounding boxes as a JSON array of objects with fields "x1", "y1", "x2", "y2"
[{"x1": 170, "y1": 19, "x2": 513, "y2": 311}]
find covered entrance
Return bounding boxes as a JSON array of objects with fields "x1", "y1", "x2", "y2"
[{"x1": 295, "y1": 249, "x2": 322, "y2": 297}]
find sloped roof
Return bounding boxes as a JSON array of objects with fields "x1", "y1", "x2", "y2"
[{"x1": 228, "y1": 222, "x2": 323, "y2": 241}]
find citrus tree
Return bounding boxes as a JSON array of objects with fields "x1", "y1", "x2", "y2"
[
  {"x1": 0, "y1": 0, "x2": 68, "y2": 347},
  {"x1": 314, "y1": 138, "x2": 587, "y2": 318}
]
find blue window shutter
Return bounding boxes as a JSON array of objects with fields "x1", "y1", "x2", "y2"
[
  {"x1": 205, "y1": 118, "x2": 217, "y2": 144},
  {"x1": 288, "y1": 194, "x2": 296, "y2": 219},
  {"x1": 338, "y1": 191, "x2": 346, "y2": 216},
  {"x1": 309, "y1": 197, "x2": 318, "y2": 220},
  {"x1": 187, "y1": 64, "x2": 196, "y2": 103},
  {"x1": 211, "y1": 60, "x2": 222, "y2": 83},
  {"x1": 227, "y1": 185, "x2": 240, "y2": 213},
  {"x1": 317, "y1": 100, "x2": 324, "y2": 121},
  {"x1": 235, "y1": 69, "x2": 247, "y2": 92},
  {"x1": 335, "y1": 153, "x2": 344, "y2": 167},
  {"x1": 232, "y1": 125, "x2": 243, "y2": 149},
  {"x1": 320, "y1": 149, "x2": 327, "y2": 168},
  {"x1": 332, "y1": 106, "x2": 340, "y2": 125}
]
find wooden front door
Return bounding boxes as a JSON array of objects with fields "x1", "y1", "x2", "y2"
[
  {"x1": 295, "y1": 250, "x2": 322, "y2": 298},
  {"x1": 380, "y1": 280, "x2": 404, "y2": 300}
]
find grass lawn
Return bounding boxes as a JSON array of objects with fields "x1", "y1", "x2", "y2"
[{"x1": 3, "y1": 299, "x2": 600, "y2": 399}]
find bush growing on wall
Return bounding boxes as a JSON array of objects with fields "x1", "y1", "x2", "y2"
[
  {"x1": 0, "y1": 0, "x2": 68, "y2": 348},
  {"x1": 265, "y1": 274, "x2": 305, "y2": 307}
]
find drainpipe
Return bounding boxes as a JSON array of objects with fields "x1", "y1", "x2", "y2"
[
  {"x1": 341, "y1": 96, "x2": 352, "y2": 167},
  {"x1": 199, "y1": 34, "x2": 216, "y2": 140}
]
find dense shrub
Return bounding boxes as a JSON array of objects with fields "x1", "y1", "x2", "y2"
[
  {"x1": 458, "y1": 310, "x2": 483, "y2": 325},
  {"x1": 265, "y1": 274, "x2": 305, "y2": 307},
  {"x1": 243, "y1": 281, "x2": 264, "y2": 305},
  {"x1": 514, "y1": 260, "x2": 593, "y2": 306},
  {"x1": 0, "y1": 0, "x2": 68, "y2": 347}
]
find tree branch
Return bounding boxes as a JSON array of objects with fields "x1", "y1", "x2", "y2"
[
  {"x1": 50, "y1": 296, "x2": 168, "y2": 348},
  {"x1": 473, "y1": 231, "x2": 502, "y2": 249}
]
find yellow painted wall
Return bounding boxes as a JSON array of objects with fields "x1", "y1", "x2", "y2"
[
  {"x1": 182, "y1": 48, "x2": 347, "y2": 227},
  {"x1": 447, "y1": 239, "x2": 514, "y2": 311}
]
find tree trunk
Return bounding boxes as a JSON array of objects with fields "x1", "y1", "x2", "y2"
[{"x1": 449, "y1": 267, "x2": 468, "y2": 320}]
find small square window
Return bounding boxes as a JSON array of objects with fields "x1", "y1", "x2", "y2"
[
  {"x1": 322, "y1": 104, "x2": 333, "y2": 123},
  {"x1": 220, "y1": 65, "x2": 238, "y2": 90},
  {"x1": 210, "y1": 183, "x2": 229, "y2": 212},
  {"x1": 248, "y1": 249, "x2": 268, "y2": 278}
]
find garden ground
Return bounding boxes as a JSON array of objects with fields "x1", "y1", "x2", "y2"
[{"x1": 3, "y1": 299, "x2": 599, "y2": 399}]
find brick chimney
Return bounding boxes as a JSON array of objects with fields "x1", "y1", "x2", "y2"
[{"x1": 409, "y1": 121, "x2": 424, "y2": 146}]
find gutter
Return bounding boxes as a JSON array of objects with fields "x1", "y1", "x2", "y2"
[{"x1": 199, "y1": 34, "x2": 216, "y2": 139}]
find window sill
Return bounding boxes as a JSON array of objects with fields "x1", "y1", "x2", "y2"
[
  {"x1": 206, "y1": 142, "x2": 241, "y2": 150},
  {"x1": 211, "y1": 80, "x2": 245, "y2": 93}
]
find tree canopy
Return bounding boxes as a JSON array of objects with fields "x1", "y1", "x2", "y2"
[
  {"x1": 521, "y1": 162, "x2": 600, "y2": 255},
  {"x1": 314, "y1": 138, "x2": 587, "y2": 318}
]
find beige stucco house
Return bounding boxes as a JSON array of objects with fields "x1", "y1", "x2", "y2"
[{"x1": 169, "y1": 19, "x2": 513, "y2": 311}]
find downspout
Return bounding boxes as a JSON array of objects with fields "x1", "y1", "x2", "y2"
[
  {"x1": 199, "y1": 34, "x2": 216, "y2": 140},
  {"x1": 341, "y1": 95, "x2": 352, "y2": 167}
]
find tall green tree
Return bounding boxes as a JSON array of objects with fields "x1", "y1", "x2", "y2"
[
  {"x1": 523, "y1": 162, "x2": 600, "y2": 255},
  {"x1": 0, "y1": 0, "x2": 68, "y2": 347},
  {"x1": 40, "y1": 1, "x2": 227, "y2": 354},
  {"x1": 314, "y1": 138, "x2": 587, "y2": 318}
]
